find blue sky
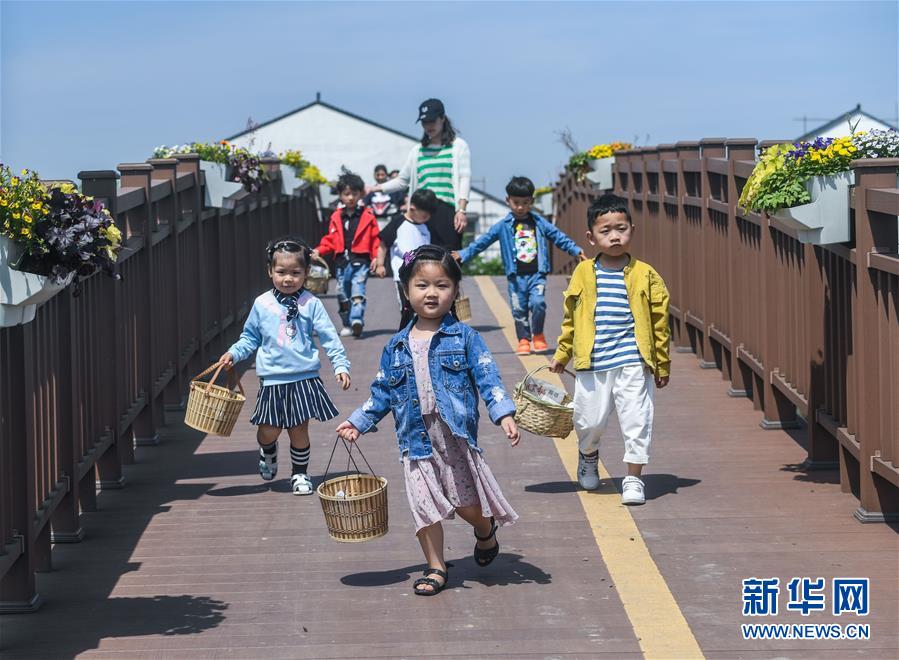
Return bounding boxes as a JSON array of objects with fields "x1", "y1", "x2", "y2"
[{"x1": 2, "y1": 1, "x2": 897, "y2": 197}]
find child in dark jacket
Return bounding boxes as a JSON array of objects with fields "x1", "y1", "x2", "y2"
[{"x1": 312, "y1": 170, "x2": 380, "y2": 338}]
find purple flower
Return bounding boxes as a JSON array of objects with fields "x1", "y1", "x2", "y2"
[{"x1": 403, "y1": 250, "x2": 416, "y2": 265}]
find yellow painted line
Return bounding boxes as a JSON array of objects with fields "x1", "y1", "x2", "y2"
[{"x1": 474, "y1": 275, "x2": 704, "y2": 660}]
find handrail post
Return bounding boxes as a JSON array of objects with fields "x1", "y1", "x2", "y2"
[
  {"x1": 0, "y1": 327, "x2": 42, "y2": 612},
  {"x1": 173, "y1": 154, "x2": 211, "y2": 370},
  {"x1": 724, "y1": 139, "x2": 757, "y2": 398},
  {"x1": 697, "y1": 138, "x2": 726, "y2": 369},
  {"x1": 757, "y1": 140, "x2": 802, "y2": 430},
  {"x1": 674, "y1": 142, "x2": 700, "y2": 353},
  {"x1": 118, "y1": 163, "x2": 161, "y2": 447},
  {"x1": 80, "y1": 170, "x2": 129, "y2": 486},
  {"x1": 851, "y1": 158, "x2": 899, "y2": 522},
  {"x1": 148, "y1": 158, "x2": 187, "y2": 411}
]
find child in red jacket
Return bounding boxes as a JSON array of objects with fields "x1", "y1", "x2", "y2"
[{"x1": 312, "y1": 170, "x2": 380, "y2": 338}]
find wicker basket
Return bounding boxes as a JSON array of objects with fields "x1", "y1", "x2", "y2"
[
  {"x1": 317, "y1": 439, "x2": 388, "y2": 543},
  {"x1": 455, "y1": 288, "x2": 472, "y2": 322},
  {"x1": 512, "y1": 364, "x2": 575, "y2": 438},
  {"x1": 184, "y1": 363, "x2": 246, "y2": 436},
  {"x1": 305, "y1": 255, "x2": 330, "y2": 295}
]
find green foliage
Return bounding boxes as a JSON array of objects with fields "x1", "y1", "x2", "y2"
[
  {"x1": 738, "y1": 136, "x2": 860, "y2": 214},
  {"x1": 462, "y1": 255, "x2": 504, "y2": 276},
  {"x1": 568, "y1": 152, "x2": 592, "y2": 179},
  {"x1": 750, "y1": 166, "x2": 811, "y2": 214}
]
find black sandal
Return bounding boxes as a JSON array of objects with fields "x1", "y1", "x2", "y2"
[
  {"x1": 473, "y1": 516, "x2": 499, "y2": 567},
  {"x1": 413, "y1": 568, "x2": 448, "y2": 596}
]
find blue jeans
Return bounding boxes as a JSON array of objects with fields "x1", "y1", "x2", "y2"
[
  {"x1": 507, "y1": 273, "x2": 547, "y2": 341},
  {"x1": 335, "y1": 261, "x2": 369, "y2": 328}
]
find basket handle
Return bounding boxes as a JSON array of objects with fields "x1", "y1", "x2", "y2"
[
  {"x1": 514, "y1": 364, "x2": 575, "y2": 396},
  {"x1": 311, "y1": 254, "x2": 330, "y2": 272},
  {"x1": 192, "y1": 363, "x2": 245, "y2": 398},
  {"x1": 322, "y1": 435, "x2": 379, "y2": 484}
]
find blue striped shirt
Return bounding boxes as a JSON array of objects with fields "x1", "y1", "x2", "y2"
[{"x1": 589, "y1": 263, "x2": 642, "y2": 371}]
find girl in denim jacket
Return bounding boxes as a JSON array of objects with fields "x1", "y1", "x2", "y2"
[{"x1": 337, "y1": 245, "x2": 520, "y2": 596}]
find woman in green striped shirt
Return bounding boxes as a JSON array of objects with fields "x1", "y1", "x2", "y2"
[{"x1": 375, "y1": 98, "x2": 471, "y2": 251}]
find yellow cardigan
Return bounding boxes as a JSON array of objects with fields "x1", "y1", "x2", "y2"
[{"x1": 553, "y1": 256, "x2": 671, "y2": 378}]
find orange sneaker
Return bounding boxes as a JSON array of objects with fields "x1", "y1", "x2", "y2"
[
  {"x1": 532, "y1": 334, "x2": 549, "y2": 353},
  {"x1": 516, "y1": 339, "x2": 531, "y2": 355}
]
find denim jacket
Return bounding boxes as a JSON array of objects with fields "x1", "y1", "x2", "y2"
[
  {"x1": 458, "y1": 211, "x2": 583, "y2": 277},
  {"x1": 347, "y1": 315, "x2": 516, "y2": 460}
]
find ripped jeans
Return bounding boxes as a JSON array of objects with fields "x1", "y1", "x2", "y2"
[
  {"x1": 507, "y1": 273, "x2": 547, "y2": 341},
  {"x1": 335, "y1": 261, "x2": 369, "y2": 328}
]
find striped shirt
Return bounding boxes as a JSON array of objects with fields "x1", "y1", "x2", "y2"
[
  {"x1": 417, "y1": 145, "x2": 455, "y2": 205},
  {"x1": 589, "y1": 263, "x2": 642, "y2": 371}
]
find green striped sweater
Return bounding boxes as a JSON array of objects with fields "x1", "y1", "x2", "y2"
[{"x1": 416, "y1": 145, "x2": 455, "y2": 205}]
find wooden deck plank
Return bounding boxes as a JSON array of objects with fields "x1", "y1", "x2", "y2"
[
  {"x1": 535, "y1": 274, "x2": 898, "y2": 659},
  {"x1": 1, "y1": 276, "x2": 638, "y2": 659},
  {"x1": 1, "y1": 275, "x2": 896, "y2": 659}
]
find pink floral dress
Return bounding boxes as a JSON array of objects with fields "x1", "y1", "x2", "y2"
[{"x1": 403, "y1": 335, "x2": 518, "y2": 533}]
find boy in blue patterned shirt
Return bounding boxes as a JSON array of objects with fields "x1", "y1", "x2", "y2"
[{"x1": 453, "y1": 176, "x2": 585, "y2": 355}]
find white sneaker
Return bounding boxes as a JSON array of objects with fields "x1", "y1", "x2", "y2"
[
  {"x1": 291, "y1": 473, "x2": 314, "y2": 496},
  {"x1": 339, "y1": 327, "x2": 353, "y2": 337},
  {"x1": 621, "y1": 475, "x2": 645, "y2": 505}
]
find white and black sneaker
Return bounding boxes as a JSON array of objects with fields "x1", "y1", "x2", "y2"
[
  {"x1": 351, "y1": 320, "x2": 363, "y2": 338},
  {"x1": 291, "y1": 473, "x2": 313, "y2": 496},
  {"x1": 621, "y1": 475, "x2": 646, "y2": 505},
  {"x1": 259, "y1": 444, "x2": 278, "y2": 481},
  {"x1": 339, "y1": 327, "x2": 353, "y2": 337},
  {"x1": 577, "y1": 451, "x2": 601, "y2": 491}
]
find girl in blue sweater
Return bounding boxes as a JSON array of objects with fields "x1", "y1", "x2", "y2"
[{"x1": 220, "y1": 238, "x2": 351, "y2": 495}]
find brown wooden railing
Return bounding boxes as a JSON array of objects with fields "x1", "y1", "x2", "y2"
[
  {"x1": 552, "y1": 144, "x2": 899, "y2": 522},
  {"x1": 0, "y1": 157, "x2": 323, "y2": 612}
]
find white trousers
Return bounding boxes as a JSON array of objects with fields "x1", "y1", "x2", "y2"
[{"x1": 573, "y1": 364, "x2": 654, "y2": 464}]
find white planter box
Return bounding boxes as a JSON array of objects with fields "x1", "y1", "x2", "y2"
[
  {"x1": 0, "y1": 236, "x2": 72, "y2": 327},
  {"x1": 771, "y1": 171, "x2": 854, "y2": 245},
  {"x1": 318, "y1": 182, "x2": 337, "y2": 210},
  {"x1": 200, "y1": 160, "x2": 242, "y2": 209},
  {"x1": 586, "y1": 157, "x2": 615, "y2": 190},
  {"x1": 280, "y1": 167, "x2": 302, "y2": 196},
  {"x1": 280, "y1": 169, "x2": 311, "y2": 197},
  {"x1": 537, "y1": 194, "x2": 553, "y2": 217}
]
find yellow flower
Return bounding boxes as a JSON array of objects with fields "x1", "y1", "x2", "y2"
[
  {"x1": 0, "y1": 198, "x2": 7, "y2": 207},
  {"x1": 21, "y1": 227, "x2": 30, "y2": 237},
  {"x1": 10, "y1": 177, "x2": 19, "y2": 186},
  {"x1": 12, "y1": 212, "x2": 20, "y2": 219},
  {"x1": 31, "y1": 202, "x2": 42, "y2": 210},
  {"x1": 24, "y1": 215, "x2": 32, "y2": 224}
]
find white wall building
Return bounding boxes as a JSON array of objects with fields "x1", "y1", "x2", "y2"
[
  {"x1": 227, "y1": 96, "x2": 508, "y2": 259},
  {"x1": 797, "y1": 103, "x2": 897, "y2": 141}
]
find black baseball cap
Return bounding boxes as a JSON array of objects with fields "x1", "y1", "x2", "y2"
[{"x1": 416, "y1": 98, "x2": 445, "y2": 123}]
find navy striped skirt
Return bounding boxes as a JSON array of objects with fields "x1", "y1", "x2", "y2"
[{"x1": 249, "y1": 377, "x2": 339, "y2": 428}]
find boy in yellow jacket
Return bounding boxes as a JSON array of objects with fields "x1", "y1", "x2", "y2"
[{"x1": 549, "y1": 194, "x2": 670, "y2": 504}]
